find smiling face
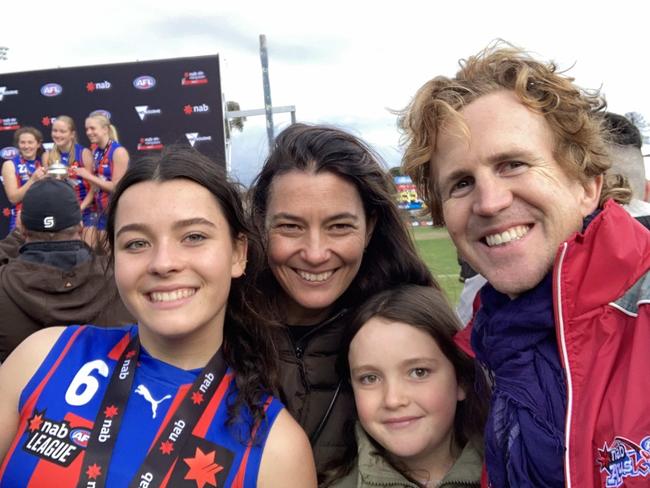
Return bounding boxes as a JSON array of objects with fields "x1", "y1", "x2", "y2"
[
  {"x1": 51, "y1": 120, "x2": 75, "y2": 150},
  {"x1": 85, "y1": 117, "x2": 109, "y2": 146},
  {"x1": 349, "y1": 317, "x2": 464, "y2": 475},
  {"x1": 113, "y1": 179, "x2": 247, "y2": 363},
  {"x1": 18, "y1": 133, "x2": 40, "y2": 160},
  {"x1": 265, "y1": 170, "x2": 372, "y2": 325},
  {"x1": 434, "y1": 91, "x2": 602, "y2": 297}
]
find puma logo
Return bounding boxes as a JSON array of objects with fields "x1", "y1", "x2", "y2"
[{"x1": 135, "y1": 384, "x2": 172, "y2": 419}]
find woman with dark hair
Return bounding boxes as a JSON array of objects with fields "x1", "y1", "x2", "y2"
[
  {"x1": 327, "y1": 285, "x2": 487, "y2": 487},
  {"x1": 1, "y1": 127, "x2": 46, "y2": 230},
  {"x1": 248, "y1": 123, "x2": 436, "y2": 475},
  {"x1": 0, "y1": 146, "x2": 316, "y2": 487}
]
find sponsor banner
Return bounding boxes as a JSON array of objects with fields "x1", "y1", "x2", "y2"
[
  {"x1": 0, "y1": 146, "x2": 18, "y2": 159},
  {"x1": 137, "y1": 136, "x2": 164, "y2": 151},
  {"x1": 133, "y1": 75, "x2": 157, "y2": 90},
  {"x1": 40, "y1": 83, "x2": 63, "y2": 97},
  {"x1": 0, "y1": 86, "x2": 19, "y2": 102},
  {"x1": 183, "y1": 103, "x2": 210, "y2": 115},
  {"x1": 0, "y1": 117, "x2": 20, "y2": 131},
  {"x1": 185, "y1": 132, "x2": 212, "y2": 147},
  {"x1": 134, "y1": 105, "x2": 162, "y2": 121},
  {"x1": 0, "y1": 54, "x2": 225, "y2": 238},
  {"x1": 181, "y1": 71, "x2": 208, "y2": 86},
  {"x1": 86, "y1": 80, "x2": 112, "y2": 92}
]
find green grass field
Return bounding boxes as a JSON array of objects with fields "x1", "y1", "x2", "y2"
[{"x1": 411, "y1": 226, "x2": 463, "y2": 305}]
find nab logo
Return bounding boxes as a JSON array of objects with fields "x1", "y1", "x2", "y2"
[
  {"x1": 0, "y1": 147, "x2": 18, "y2": 159},
  {"x1": 183, "y1": 103, "x2": 210, "y2": 115},
  {"x1": 133, "y1": 75, "x2": 156, "y2": 90},
  {"x1": 0, "y1": 86, "x2": 19, "y2": 101},
  {"x1": 43, "y1": 216, "x2": 55, "y2": 229},
  {"x1": 185, "y1": 132, "x2": 212, "y2": 148},
  {"x1": 86, "y1": 80, "x2": 111, "y2": 92},
  {"x1": 40, "y1": 83, "x2": 63, "y2": 97}
]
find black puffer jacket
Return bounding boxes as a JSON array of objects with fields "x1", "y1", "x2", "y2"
[{"x1": 276, "y1": 309, "x2": 355, "y2": 474}]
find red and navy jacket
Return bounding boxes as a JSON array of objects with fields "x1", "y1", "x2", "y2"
[
  {"x1": 457, "y1": 200, "x2": 650, "y2": 487},
  {"x1": 0, "y1": 325, "x2": 283, "y2": 487}
]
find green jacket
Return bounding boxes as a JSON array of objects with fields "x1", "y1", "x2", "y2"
[{"x1": 331, "y1": 424, "x2": 482, "y2": 488}]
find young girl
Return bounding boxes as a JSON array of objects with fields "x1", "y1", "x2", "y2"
[
  {"x1": 75, "y1": 113, "x2": 129, "y2": 239},
  {"x1": 42, "y1": 116, "x2": 95, "y2": 228},
  {"x1": 328, "y1": 285, "x2": 487, "y2": 488},
  {"x1": 0, "y1": 147, "x2": 316, "y2": 487},
  {"x1": 1, "y1": 127, "x2": 46, "y2": 230}
]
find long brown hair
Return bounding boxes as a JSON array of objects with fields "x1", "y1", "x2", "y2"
[
  {"x1": 105, "y1": 146, "x2": 278, "y2": 438},
  {"x1": 249, "y1": 123, "x2": 437, "y2": 322},
  {"x1": 324, "y1": 285, "x2": 488, "y2": 485}
]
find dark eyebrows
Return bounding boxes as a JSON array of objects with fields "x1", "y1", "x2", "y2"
[
  {"x1": 269, "y1": 212, "x2": 361, "y2": 224},
  {"x1": 115, "y1": 217, "x2": 216, "y2": 239}
]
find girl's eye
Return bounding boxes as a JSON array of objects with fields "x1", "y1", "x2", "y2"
[
  {"x1": 124, "y1": 239, "x2": 148, "y2": 251},
  {"x1": 359, "y1": 374, "x2": 379, "y2": 385},
  {"x1": 409, "y1": 367, "x2": 430, "y2": 379},
  {"x1": 184, "y1": 233, "x2": 206, "y2": 244}
]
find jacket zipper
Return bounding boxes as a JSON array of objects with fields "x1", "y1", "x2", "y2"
[{"x1": 554, "y1": 242, "x2": 573, "y2": 488}]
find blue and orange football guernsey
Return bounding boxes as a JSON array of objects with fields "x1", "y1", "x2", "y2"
[{"x1": 0, "y1": 325, "x2": 283, "y2": 487}]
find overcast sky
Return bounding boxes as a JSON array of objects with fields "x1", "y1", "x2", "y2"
[{"x1": 2, "y1": 0, "x2": 648, "y2": 185}]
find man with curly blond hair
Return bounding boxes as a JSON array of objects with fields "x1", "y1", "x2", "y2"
[{"x1": 400, "y1": 43, "x2": 650, "y2": 488}]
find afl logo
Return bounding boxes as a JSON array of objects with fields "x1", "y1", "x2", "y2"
[
  {"x1": 41, "y1": 83, "x2": 63, "y2": 97},
  {"x1": 70, "y1": 428, "x2": 91, "y2": 448},
  {"x1": 0, "y1": 146, "x2": 18, "y2": 159},
  {"x1": 133, "y1": 76, "x2": 156, "y2": 90}
]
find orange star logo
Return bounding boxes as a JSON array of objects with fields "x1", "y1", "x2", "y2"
[
  {"x1": 41, "y1": 116, "x2": 51, "y2": 126},
  {"x1": 184, "y1": 447, "x2": 223, "y2": 488},
  {"x1": 86, "y1": 82, "x2": 96, "y2": 92},
  {"x1": 86, "y1": 463, "x2": 102, "y2": 480},
  {"x1": 28, "y1": 412, "x2": 44, "y2": 432},
  {"x1": 191, "y1": 391, "x2": 204, "y2": 405},
  {"x1": 126, "y1": 349, "x2": 137, "y2": 358},
  {"x1": 160, "y1": 440, "x2": 174, "y2": 455},
  {"x1": 104, "y1": 405, "x2": 119, "y2": 418}
]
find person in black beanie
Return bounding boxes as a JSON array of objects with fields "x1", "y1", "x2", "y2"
[{"x1": 0, "y1": 178, "x2": 133, "y2": 362}]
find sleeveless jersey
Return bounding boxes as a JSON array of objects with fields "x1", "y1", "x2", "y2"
[
  {"x1": 92, "y1": 141, "x2": 121, "y2": 215},
  {"x1": 7, "y1": 155, "x2": 42, "y2": 230},
  {"x1": 0, "y1": 325, "x2": 283, "y2": 488},
  {"x1": 58, "y1": 144, "x2": 94, "y2": 224}
]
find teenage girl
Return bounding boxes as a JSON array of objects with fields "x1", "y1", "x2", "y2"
[
  {"x1": 328, "y1": 285, "x2": 487, "y2": 488},
  {"x1": 1, "y1": 127, "x2": 46, "y2": 230},
  {"x1": 0, "y1": 147, "x2": 316, "y2": 487},
  {"x1": 42, "y1": 116, "x2": 95, "y2": 227},
  {"x1": 74, "y1": 113, "x2": 129, "y2": 238}
]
